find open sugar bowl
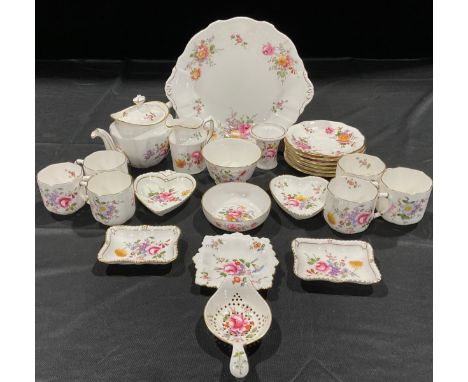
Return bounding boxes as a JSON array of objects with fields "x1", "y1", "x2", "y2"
[{"x1": 202, "y1": 182, "x2": 271, "y2": 232}]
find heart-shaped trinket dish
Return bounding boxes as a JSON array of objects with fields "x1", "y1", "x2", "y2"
[
  {"x1": 292, "y1": 238, "x2": 382, "y2": 284},
  {"x1": 97, "y1": 225, "x2": 181, "y2": 265},
  {"x1": 134, "y1": 170, "x2": 196, "y2": 216},
  {"x1": 269, "y1": 175, "x2": 329, "y2": 219}
]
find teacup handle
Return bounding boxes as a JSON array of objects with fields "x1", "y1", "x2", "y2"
[
  {"x1": 229, "y1": 343, "x2": 249, "y2": 378},
  {"x1": 79, "y1": 175, "x2": 91, "y2": 203},
  {"x1": 75, "y1": 159, "x2": 84, "y2": 166},
  {"x1": 374, "y1": 192, "x2": 390, "y2": 218}
]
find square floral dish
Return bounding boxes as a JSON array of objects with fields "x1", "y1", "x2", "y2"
[
  {"x1": 97, "y1": 225, "x2": 181, "y2": 265},
  {"x1": 269, "y1": 175, "x2": 329, "y2": 219},
  {"x1": 193, "y1": 232, "x2": 279, "y2": 289},
  {"x1": 292, "y1": 238, "x2": 381, "y2": 284}
]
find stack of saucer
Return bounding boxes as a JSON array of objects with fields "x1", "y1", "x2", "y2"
[{"x1": 284, "y1": 120, "x2": 366, "y2": 177}]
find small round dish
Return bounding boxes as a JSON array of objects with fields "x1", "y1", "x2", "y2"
[
  {"x1": 202, "y1": 182, "x2": 271, "y2": 232},
  {"x1": 202, "y1": 138, "x2": 261, "y2": 183}
]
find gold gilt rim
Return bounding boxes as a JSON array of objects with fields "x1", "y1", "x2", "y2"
[
  {"x1": 284, "y1": 137, "x2": 367, "y2": 160},
  {"x1": 284, "y1": 153, "x2": 336, "y2": 177},
  {"x1": 285, "y1": 149, "x2": 337, "y2": 171}
]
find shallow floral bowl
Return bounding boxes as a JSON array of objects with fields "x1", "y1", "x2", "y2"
[
  {"x1": 202, "y1": 138, "x2": 261, "y2": 183},
  {"x1": 193, "y1": 232, "x2": 279, "y2": 289},
  {"x1": 202, "y1": 182, "x2": 271, "y2": 232},
  {"x1": 292, "y1": 238, "x2": 381, "y2": 284},
  {"x1": 97, "y1": 225, "x2": 181, "y2": 265},
  {"x1": 134, "y1": 170, "x2": 196, "y2": 216},
  {"x1": 204, "y1": 276, "x2": 272, "y2": 378},
  {"x1": 269, "y1": 175, "x2": 329, "y2": 219}
]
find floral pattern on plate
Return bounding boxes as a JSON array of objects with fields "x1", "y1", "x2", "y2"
[
  {"x1": 292, "y1": 238, "x2": 381, "y2": 284},
  {"x1": 186, "y1": 36, "x2": 221, "y2": 80},
  {"x1": 39, "y1": 187, "x2": 80, "y2": 213},
  {"x1": 230, "y1": 34, "x2": 248, "y2": 47},
  {"x1": 223, "y1": 112, "x2": 256, "y2": 139},
  {"x1": 271, "y1": 99, "x2": 288, "y2": 113},
  {"x1": 147, "y1": 187, "x2": 192, "y2": 206},
  {"x1": 193, "y1": 98, "x2": 205, "y2": 115},
  {"x1": 97, "y1": 225, "x2": 181, "y2": 264},
  {"x1": 262, "y1": 42, "x2": 297, "y2": 83},
  {"x1": 222, "y1": 307, "x2": 258, "y2": 339},
  {"x1": 193, "y1": 233, "x2": 279, "y2": 289}
]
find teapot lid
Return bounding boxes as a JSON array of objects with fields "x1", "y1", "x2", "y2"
[{"x1": 111, "y1": 95, "x2": 169, "y2": 126}]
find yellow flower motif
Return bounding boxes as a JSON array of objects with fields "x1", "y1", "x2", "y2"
[
  {"x1": 175, "y1": 159, "x2": 186, "y2": 168},
  {"x1": 181, "y1": 189, "x2": 191, "y2": 196},
  {"x1": 190, "y1": 67, "x2": 201, "y2": 80},
  {"x1": 404, "y1": 205, "x2": 412, "y2": 212},
  {"x1": 277, "y1": 54, "x2": 289, "y2": 68},
  {"x1": 99, "y1": 206, "x2": 106, "y2": 212},
  {"x1": 114, "y1": 248, "x2": 128, "y2": 257},
  {"x1": 337, "y1": 133, "x2": 351, "y2": 144},
  {"x1": 349, "y1": 260, "x2": 363, "y2": 269},
  {"x1": 327, "y1": 212, "x2": 336, "y2": 225},
  {"x1": 296, "y1": 194, "x2": 306, "y2": 202},
  {"x1": 230, "y1": 129, "x2": 241, "y2": 138}
]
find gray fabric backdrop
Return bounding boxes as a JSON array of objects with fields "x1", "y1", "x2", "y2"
[{"x1": 36, "y1": 59, "x2": 433, "y2": 381}]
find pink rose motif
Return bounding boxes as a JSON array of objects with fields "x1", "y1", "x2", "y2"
[
  {"x1": 191, "y1": 151, "x2": 202, "y2": 165},
  {"x1": 357, "y1": 212, "x2": 371, "y2": 225},
  {"x1": 264, "y1": 148, "x2": 277, "y2": 159},
  {"x1": 159, "y1": 146, "x2": 169, "y2": 157},
  {"x1": 57, "y1": 196, "x2": 72, "y2": 208},
  {"x1": 228, "y1": 313, "x2": 248, "y2": 330},
  {"x1": 227, "y1": 209, "x2": 243, "y2": 221},
  {"x1": 159, "y1": 191, "x2": 176, "y2": 202},
  {"x1": 147, "y1": 245, "x2": 162, "y2": 256},
  {"x1": 315, "y1": 261, "x2": 330, "y2": 273},
  {"x1": 325, "y1": 127, "x2": 334, "y2": 135},
  {"x1": 227, "y1": 223, "x2": 241, "y2": 231},
  {"x1": 238, "y1": 123, "x2": 252, "y2": 138},
  {"x1": 286, "y1": 199, "x2": 300, "y2": 207},
  {"x1": 223, "y1": 261, "x2": 245, "y2": 275},
  {"x1": 262, "y1": 42, "x2": 275, "y2": 56}
]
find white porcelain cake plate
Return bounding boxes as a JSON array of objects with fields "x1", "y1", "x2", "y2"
[
  {"x1": 204, "y1": 276, "x2": 272, "y2": 378},
  {"x1": 97, "y1": 225, "x2": 181, "y2": 264},
  {"x1": 269, "y1": 175, "x2": 329, "y2": 219},
  {"x1": 292, "y1": 238, "x2": 381, "y2": 284},
  {"x1": 165, "y1": 16, "x2": 314, "y2": 140},
  {"x1": 193, "y1": 232, "x2": 279, "y2": 289},
  {"x1": 134, "y1": 170, "x2": 196, "y2": 216},
  {"x1": 286, "y1": 120, "x2": 365, "y2": 157}
]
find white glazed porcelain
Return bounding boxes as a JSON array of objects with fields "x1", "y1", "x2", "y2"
[
  {"x1": 250, "y1": 123, "x2": 287, "y2": 169},
  {"x1": 204, "y1": 276, "x2": 272, "y2": 378},
  {"x1": 111, "y1": 95, "x2": 171, "y2": 138},
  {"x1": 81, "y1": 171, "x2": 136, "y2": 226},
  {"x1": 336, "y1": 153, "x2": 386, "y2": 181},
  {"x1": 292, "y1": 238, "x2": 381, "y2": 284},
  {"x1": 165, "y1": 16, "x2": 313, "y2": 139},
  {"x1": 323, "y1": 176, "x2": 389, "y2": 234},
  {"x1": 97, "y1": 225, "x2": 181, "y2": 264},
  {"x1": 37, "y1": 162, "x2": 86, "y2": 215},
  {"x1": 202, "y1": 182, "x2": 271, "y2": 232},
  {"x1": 134, "y1": 170, "x2": 196, "y2": 216},
  {"x1": 269, "y1": 175, "x2": 329, "y2": 219},
  {"x1": 202, "y1": 138, "x2": 261, "y2": 183},
  {"x1": 92, "y1": 125, "x2": 170, "y2": 168},
  {"x1": 378, "y1": 167, "x2": 432, "y2": 225},
  {"x1": 193, "y1": 232, "x2": 278, "y2": 289},
  {"x1": 286, "y1": 121, "x2": 365, "y2": 156},
  {"x1": 75, "y1": 150, "x2": 128, "y2": 176},
  {"x1": 168, "y1": 117, "x2": 215, "y2": 174}
]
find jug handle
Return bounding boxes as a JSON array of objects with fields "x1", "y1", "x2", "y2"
[{"x1": 202, "y1": 117, "x2": 216, "y2": 146}]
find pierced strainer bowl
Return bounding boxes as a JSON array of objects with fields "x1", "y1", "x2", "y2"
[{"x1": 204, "y1": 276, "x2": 272, "y2": 378}]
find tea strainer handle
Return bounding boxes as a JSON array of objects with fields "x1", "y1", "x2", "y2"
[{"x1": 230, "y1": 343, "x2": 249, "y2": 378}]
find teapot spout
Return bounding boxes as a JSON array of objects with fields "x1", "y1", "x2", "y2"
[{"x1": 91, "y1": 128, "x2": 119, "y2": 151}]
